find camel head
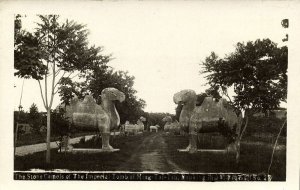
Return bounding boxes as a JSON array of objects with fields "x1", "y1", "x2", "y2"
[
  {"x1": 101, "y1": 88, "x2": 125, "y2": 103},
  {"x1": 173, "y1": 89, "x2": 197, "y2": 108},
  {"x1": 173, "y1": 89, "x2": 197, "y2": 132}
]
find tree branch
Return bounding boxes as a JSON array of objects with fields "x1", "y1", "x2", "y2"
[
  {"x1": 222, "y1": 88, "x2": 233, "y2": 104},
  {"x1": 53, "y1": 71, "x2": 75, "y2": 91},
  {"x1": 37, "y1": 80, "x2": 47, "y2": 109},
  {"x1": 66, "y1": 72, "x2": 73, "y2": 79},
  {"x1": 54, "y1": 88, "x2": 59, "y2": 95},
  {"x1": 70, "y1": 72, "x2": 80, "y2": 79},
  {"x1": 49, "y1": 61, "x2": 56, "y2": 108},
  {"x1": 46, "y1": 67, "x2": 61, "y2": 77},
  {"x1": 44, "y1": 62, "x2": 49, "y2": 108},
  {"x1": 49, "y1": 32, "x2": 57, "y2": 108},
  {"x1": 53, "y1": 71, "x2": 66, "y2": 90},
  {"x1": 55, "y1": 69, "x2": 61, "y2": 76}
]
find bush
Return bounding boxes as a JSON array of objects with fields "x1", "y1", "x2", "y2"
[
  {"x1": 50, "y1": 109, "x2": 70, "y2": 136},
  {"x1": 245, "y1": 116, "x2": 286, "y2": 136}
]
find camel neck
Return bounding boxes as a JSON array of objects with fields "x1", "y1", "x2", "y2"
[
  {"x1": 101, "y1": 98, "x2": 116, "y2": 112},
  {"x1": 182, "y1": 101, "x2": 196, "y2": 112}
]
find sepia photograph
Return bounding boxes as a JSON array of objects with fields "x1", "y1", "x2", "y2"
[{"x1": 1, "y1": 0, "x2": 300, "y2": 189}]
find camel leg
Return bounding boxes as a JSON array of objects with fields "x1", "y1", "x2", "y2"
[
  {"x1": 181, "y1": 133, "x2": 197, "y2": 152},
  {"x1": 185, "y1": 138, "x2": 192, "y2": 150},
  {"x1": 189, "y1": 133, "x2": 198, "y2": 153},
  {"x1": 189, "y1": 121, "x2": 200, "y2": 153},
  {"x1": 101, "y1": 133, "x2": 113, "y2": 150}
]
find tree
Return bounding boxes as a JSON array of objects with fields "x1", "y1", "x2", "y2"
[
  {"x1": 144, "y1": 112, "x2": 172, "y2": 130},
  {"x1": 201, "y1": 38, "x2": 287, "y2": 113},
  {"x1": 281, "y1": 19, "x2": 288, "y2": 42},
  {"x1": 14, "y1": 15, "x2": 110, "y2": 163},
  {"x1": 50, "y1": 109, "x2": 69, "y2": 136},
  {"x1": 28, "y1": 103, "x2": 42, "y2": 133}
]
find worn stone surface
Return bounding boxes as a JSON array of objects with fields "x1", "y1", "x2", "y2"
[
  {"x1": 163, "y1": 116, "x2": 180, "y2": 134},
  {"x1": 173, "y1": 89, "x2": 197, "y2": 132},
  {"x1": 69, "y1": 148, "x2": 120, "y2": 154},
  {"x1": 190, "y1": 97, "x2": 241, "y2": 134},
  {"x1": 173, "y1": 89, "x2": 242, "y2": 152},
  {"x1": 150, "y1": 125, "x2": 158, "y2": 132},
  {"x1": 124, "y1": 118, "x2": 145, "y2": 135},
  {"x1": 64, "y1": 88, "x2": 125, "y2": 150}
]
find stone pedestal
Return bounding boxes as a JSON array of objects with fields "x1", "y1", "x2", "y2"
[
  {"x1": 67, "y1": 148, "x2": 120, "y2": 154},
  {"x1": 177, "y1": 142, "x2": 240, "y2": 163},
  {"x1": 177, "y1": 148, "x2": 227, "y2": 154}
]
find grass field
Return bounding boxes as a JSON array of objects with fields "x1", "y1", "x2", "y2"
[
  {"x1": 14, "y1": 131, "x2": 286, "y2": 181},
  {"x1": 164, "y1": 135, "x2": 286, "y2": 181},
  {"x1": 15, "y1": 131, "x2": 97, "y2": 147},
  {"x1": 14, "y1": 134, "x2": 144, "y2": 171}
]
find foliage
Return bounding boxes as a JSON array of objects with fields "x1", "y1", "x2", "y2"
[
  {"x1": 14, "y1": 26, "x2": 47, "y2": 80},
  {"x1": 28, "y1": 103, "x2": 43, "y2": 133},
  {"x1": 15, "y1": 15, "x2": 110, "y2": 83},
  {"x1": 201, "y1": 39, "x2": 287, "y2": 112},
  {"x1": 57, "y1": 77, "x2": 77, "y2": 106},
  {"x1": 50, "y1": 109, "x2": 69, "y2": 136},
  {"x1": 244, "y1": 115, "x2": 287, "y2": 137},
  {"x1": 14, "y1": 14, "x2": 22, "y2": 37},
  {"x1": 204, "y1": 86, "x2": 222, "y2": 101},
  {"x1": 144, "y1": 112, "x2": 172, "y2": 129},
  {"x1": 281, "y1": 19, "x2": 288, "y2": 42},
  {"x1": 14, "y1": 15, "x2": 110, "y2": 163}
]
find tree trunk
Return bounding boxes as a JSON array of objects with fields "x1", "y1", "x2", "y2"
[{"x1": 46, "y1": 108, "x2": 51, "y2": 164}]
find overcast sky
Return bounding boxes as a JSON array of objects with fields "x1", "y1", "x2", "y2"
[{"x1": 12, "y1": 2, "x2": 289, "y2": 114}]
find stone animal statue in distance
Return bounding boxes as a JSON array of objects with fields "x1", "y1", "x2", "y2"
[
  {"x1": 162, "y1": 116, "x2": 180, "y2": 134},
  {"x1": 173, "y1": 89, "x2": 242, "y2": 157},
  {"x1": 65, "y1": 87, "x2": 125, "y2": 151}
]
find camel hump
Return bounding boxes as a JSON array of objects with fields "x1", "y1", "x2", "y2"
[
  {"x1": 195, "y1": 97, "x2": 221, "y2": 118},
  {"x1": 76, "y1": 95, "x2": 98, "y2": 113},
  {"x1": 83, "y1": 95, "x2": 96, "y2": 104}
]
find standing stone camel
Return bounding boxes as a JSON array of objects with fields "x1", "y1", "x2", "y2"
[
  {"x1": 173, "y1": 89, "x2": 242, "y2": 153},
  {"x1": 65, "y1": 88, "x2": 125, "y2": 151}
]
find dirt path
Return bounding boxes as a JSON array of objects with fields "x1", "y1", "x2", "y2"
[
  {"x1": 119, "y1": 132, "x2": 184, "y2": 172},
  {"x1": 15, "y1": 135, "x2": 95, "y2": 156}
]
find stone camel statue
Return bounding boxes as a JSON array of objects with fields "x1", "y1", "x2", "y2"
[
  {"x1": 65, "y1": 87, "x2": 125, "y2": 151},
  {"x1": 149, "y1": 125, "x2": 158, "y2": 132},
  {"x1": 162, "y1": 116, "x2": 180, "y2": 134},
  {"x1": 173, "y1": 89, "x2": 242, "y2": 153}
]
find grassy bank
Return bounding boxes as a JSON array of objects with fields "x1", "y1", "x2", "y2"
[
  {"x1": 15, "y1": 131, "x2": 285, "y2": 181},
  {"x1": 163, "y1": 135, "x2": 286, "y2": 181},
  {"x1": 14, "y1": 133, "x2": 145, "y2": 171},
  {"x1": 16, "y1": 131, "x2": 97, "y2": 147}
]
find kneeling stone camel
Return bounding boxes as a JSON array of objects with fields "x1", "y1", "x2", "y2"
[
  {"x1": 173, "y1": 89, "x2": 242, "y2": 153},
  {"x1": 65, "y1": 88, "x2": 125, "y2": 151}
]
